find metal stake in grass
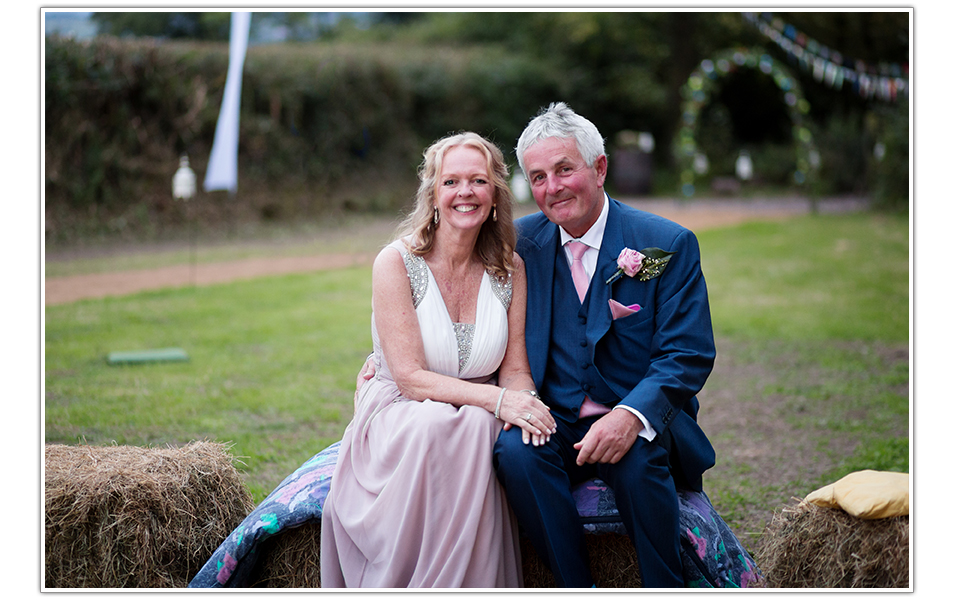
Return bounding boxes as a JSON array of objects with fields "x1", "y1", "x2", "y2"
[{"x1": 173, "y1": 154, "x2": 198, "y2": 287}]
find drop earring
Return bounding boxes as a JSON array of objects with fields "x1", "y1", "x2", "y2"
[
  {"x1": 492, "y1": 205, "x2": 497, "y2": 222},
  {"x1": 433, "y1": 207, "x2": 440, "y2": 225}
]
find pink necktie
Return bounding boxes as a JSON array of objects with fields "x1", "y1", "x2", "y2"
[
  {"x1": 567, "y1": 241, "x2": 589, "y2": 302},
  {"x1": 567, "y1": 240, "x2": 610, "y2": 418}
]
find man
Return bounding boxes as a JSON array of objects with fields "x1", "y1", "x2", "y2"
[{"x1": 493, "y1": 102, "x2": 716, "y2": 587}]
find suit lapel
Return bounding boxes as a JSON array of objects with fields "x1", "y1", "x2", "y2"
[
  {"x1": 589, "y1": 200, "x2": 626, "y2": 342},
  {"x1": 522, "y1": 222, "x2": 559, "y2": 388}
]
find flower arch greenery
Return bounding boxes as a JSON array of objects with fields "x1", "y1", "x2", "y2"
[{"x1": 675, "y1": 47, "x2": 818, "y2": 197}]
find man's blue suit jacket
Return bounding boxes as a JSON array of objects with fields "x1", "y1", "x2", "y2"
[{"x1": 514, "y1": 196, "x2": 717, "y2": 487}]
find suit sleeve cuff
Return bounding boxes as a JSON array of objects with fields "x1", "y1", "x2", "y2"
[{"x1": 613, "y1": 405, "x2": 657, "y2": 441}]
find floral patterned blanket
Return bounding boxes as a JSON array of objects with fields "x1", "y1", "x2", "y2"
[
  {"x1": 572, "y1": 479, "x2": 761, "y2": 587},
  {"x1": 189, "y1": 441, "x2": 760, "y2": 588}
]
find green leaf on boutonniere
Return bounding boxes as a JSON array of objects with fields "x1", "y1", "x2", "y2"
[{"x1": 636, "y1": 247, "x2": 676, "y2": 281}]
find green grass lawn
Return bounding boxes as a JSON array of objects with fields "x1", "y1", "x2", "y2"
[
  {"x1": 44, "y1": 212, "x2": 910, "y2": 534},
  {"x1": 701, "y1": 213, "x2": 908, "y2": 342},
  {"x1": 45, "y1": 268, "x2": 372, "y2": 500},
  {"x1": 696, "y1": 212, "x2": 909, "y2": 540}
]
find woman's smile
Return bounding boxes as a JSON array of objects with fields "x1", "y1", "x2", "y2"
[{"x1": 436, "y1": 146, "x2": 495, "y2": 230}]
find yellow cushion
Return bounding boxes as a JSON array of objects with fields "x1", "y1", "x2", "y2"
[{"x1": 802, "y1": 470, "x2": 909, "y2": 519}]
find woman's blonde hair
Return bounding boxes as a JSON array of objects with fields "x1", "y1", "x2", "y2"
[{"x1": 395, "y1": 132, "x2": 517, "y2": 278}]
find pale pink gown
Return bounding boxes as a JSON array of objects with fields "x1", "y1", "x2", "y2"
[{"x1": 320, "y1": 240, "x2": 522, "y2": 588}]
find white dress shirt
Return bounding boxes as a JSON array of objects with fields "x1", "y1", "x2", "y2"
[{"x1": 558, "y1": 194, "x2": 657, "y2": 441}]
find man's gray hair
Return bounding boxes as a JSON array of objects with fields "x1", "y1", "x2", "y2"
[{"x1": 515, "y1": 102, "x2": 607, "y2": 174}]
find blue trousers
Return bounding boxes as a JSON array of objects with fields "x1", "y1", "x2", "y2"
[{"x1": 493, "y1": 413, "x2": 683, "y2": 588}]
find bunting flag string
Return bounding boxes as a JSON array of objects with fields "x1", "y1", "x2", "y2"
[{"x1": 742, "y1": 12, "x2": 909, "y2": 103}]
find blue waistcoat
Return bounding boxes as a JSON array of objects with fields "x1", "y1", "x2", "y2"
[{"x1": 541, "y1": 250, "x2": 603, "y2": 422}]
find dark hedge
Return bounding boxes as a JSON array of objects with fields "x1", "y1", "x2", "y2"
[
  {"x1": 44, "y1": 35, "x2": 907, "y2": 245},
  {"x1": 44, "y1": 36, "x2": 564, "y2": 244}
]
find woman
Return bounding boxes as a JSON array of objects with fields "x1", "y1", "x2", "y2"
[{"x1": 319, "y1": 132, "x2": 556, "y2": 588}]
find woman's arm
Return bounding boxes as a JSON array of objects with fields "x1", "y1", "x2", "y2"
[
  {"x1": 497, "y1": 253, "x2": 534, "y2": 391},
  {"x1": 373, "y1": 247, "x2": 555, "y2": 442},
  {"x1": 496, "y1": 253, "x2": 553, "y2": 445}
]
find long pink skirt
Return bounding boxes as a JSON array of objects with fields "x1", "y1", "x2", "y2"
[{"x1": 320, "y1": 376, "x2": 522, "y2": 588}]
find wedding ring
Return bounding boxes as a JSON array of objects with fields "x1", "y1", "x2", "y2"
[{"x1": 526, "y1": 413, "x2": 533, "y2": 421}]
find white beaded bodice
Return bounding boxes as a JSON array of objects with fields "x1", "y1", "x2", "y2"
[{"x1": 400, "y1": 247, "x2": 511, "y2": 375}]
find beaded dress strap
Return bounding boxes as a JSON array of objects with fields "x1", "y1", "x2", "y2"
[
  {"x1": 401, "y1": 250, "x2": 428, "y2": 309},
  {"x1": 402, "y1": 247, "x2": 511, "y2": 312},
  {"x1": 489, "y1": 273, "x2": 513, "y2": 311}
]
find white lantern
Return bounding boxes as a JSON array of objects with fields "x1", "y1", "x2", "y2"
[
  {"x1": 173, "y1": 155, "x2": 197, "y2": 200},
  {"x1": 735, "y1": 150, "x2": 753, "y2": 181},
  {"x1": 693, "y1": 152, "x2": 709, "y2": 175},
  {"x1": 873, "y1": 142, "x2": 886, "y2": 162},
  {"x1": 637, "y1": 132, "x2": 655, "y2": 154},
  {"x1": 511, "y1": 169, "x2": 531, "y2": 203}
]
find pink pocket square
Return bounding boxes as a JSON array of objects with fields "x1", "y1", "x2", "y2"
[{"x1": 609, "y1": 299, "x2": 641, "y2": 320}]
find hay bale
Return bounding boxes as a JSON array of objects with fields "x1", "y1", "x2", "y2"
[
  {"x1": 252, "y1": 521, "x2": 323, "y2": 588},
  {"x1": 757, "y1": 501, "x2": 909, "y2": 588},
  {"x1": 521, "y1": 533, "x2": 642, "y2": 588},
  {"x1": 45, "y1": 442, "x2": 255, "y2": 588},
  {"x1": 250, "y1": 524, "x2": 642, "y2": 588}
]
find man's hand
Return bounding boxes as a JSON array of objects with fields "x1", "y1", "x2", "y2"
[{"x1": 573, "y1": 409, "x2": 642, "y2": 466}]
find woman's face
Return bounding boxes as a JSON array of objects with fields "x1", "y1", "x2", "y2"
[{"x1": 435, "y1": 145, "x2": 495, "y2": 234}]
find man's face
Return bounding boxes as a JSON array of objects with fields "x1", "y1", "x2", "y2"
[{"x1": 522, "y1": 136, "x2": 607, "y2": 238}]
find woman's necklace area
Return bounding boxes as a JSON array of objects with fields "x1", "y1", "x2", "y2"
[{"x1": 426, "y1": 255, "x2": 483, "y2": 324}]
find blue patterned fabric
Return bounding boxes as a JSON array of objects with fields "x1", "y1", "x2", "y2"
[
  {"x1": 188, "y1": 442, "x2": 340, "y2": 588},
  {"x1": 678, "y1": 488, "x2": 761, "y2": 588},
  {"x1": 190, "y1": 442, "x2": 760, "y2": 588},
  {"x1": 572, "y1": 479, "x2": 761, "y2": 587}
]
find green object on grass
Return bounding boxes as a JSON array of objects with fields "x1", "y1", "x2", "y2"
[{"x1": 107, "y1": 348, "x2": 190, "y2": 365}]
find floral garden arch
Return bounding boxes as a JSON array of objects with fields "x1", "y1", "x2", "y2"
[{"x1": 675, "y1": 47, "x2": 818, "y2": 197}]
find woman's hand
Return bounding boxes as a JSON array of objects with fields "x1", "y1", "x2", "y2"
[
  {"x1": 498, "y1": 389, "x2": 556, "y2": 446},
  {"x1": 354, "y1": 354, "x2": 375, "y2": 403}
]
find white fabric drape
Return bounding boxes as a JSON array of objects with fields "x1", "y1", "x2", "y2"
[{"x1": 203, "y1": 12, "x2": 251, "y2": 193}]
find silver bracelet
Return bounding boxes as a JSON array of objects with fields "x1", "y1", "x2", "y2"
[{"x1": 494, "y1": 387, "x2": 507, "y2": 419}]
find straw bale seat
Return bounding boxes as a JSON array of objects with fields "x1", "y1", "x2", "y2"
[
  {"x1": 757, "y1": 499, "x2": 909, "y2": 587},
  {"x1": 191, "y1": 441, "x2": 758, "y2": 588},
  {"x1": 44, "y1": 442, "x2": 253, "y2": 588}
]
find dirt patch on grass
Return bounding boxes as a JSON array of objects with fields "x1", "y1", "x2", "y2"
[
  {"x1": 45, "y1": 196, "x2": 867, "y2": 305},
  {"x1": 699, "y1": 338, "x2": 909, "y2": 552},
  {"x1": 45, "y1": 251, "x2": 381, "y2": 305}
]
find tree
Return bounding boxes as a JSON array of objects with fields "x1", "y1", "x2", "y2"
[
  {"x1": 398, "y1": 12, "x2": 761, "y2": 167},
  {"x1": 92, "y1": 12, "x2": 231, "y2": 40}
]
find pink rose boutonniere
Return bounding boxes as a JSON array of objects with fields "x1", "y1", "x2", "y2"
[{"x1": 606, "y1": 247, "x2": 676, "y2": 284}]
